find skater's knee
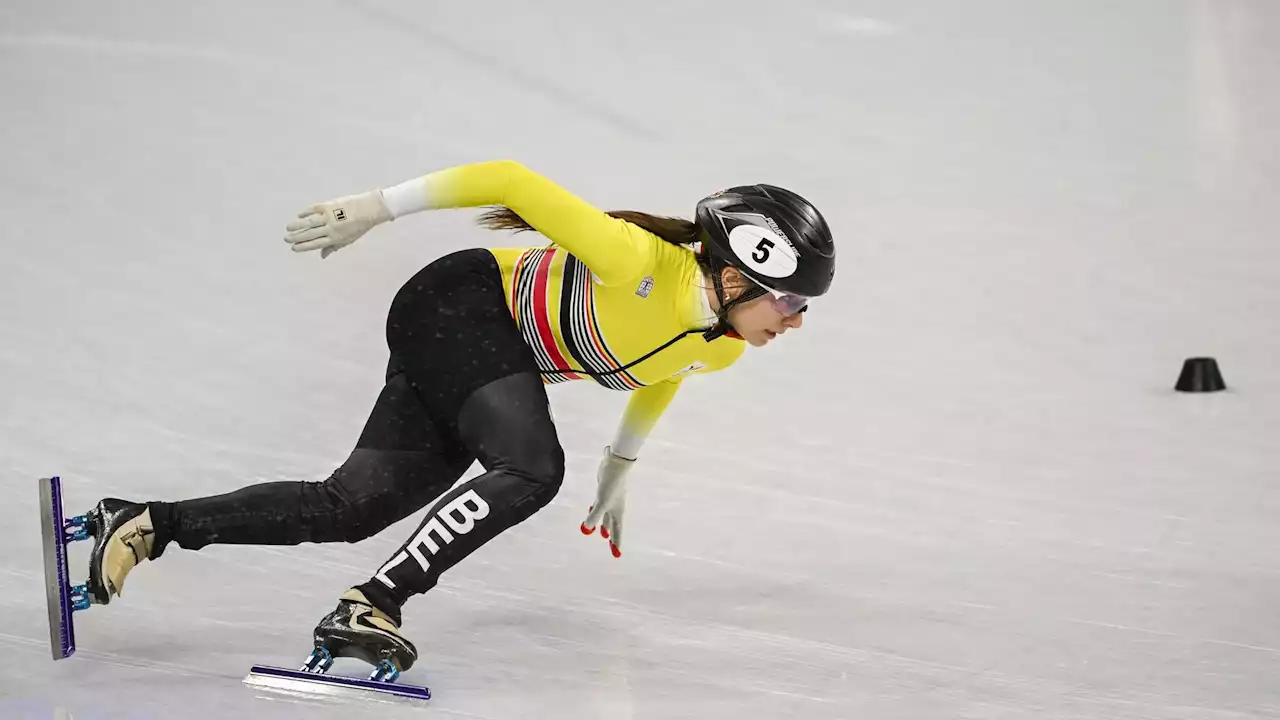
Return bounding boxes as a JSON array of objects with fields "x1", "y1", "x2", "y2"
[
  {"x1": 523, "y1": 442, "x2": 565, "y2": 485},
  {"x1": 311, "y1": 448, "x2": 449, "y2": 544},
  {"x1": 512, "y1": 444, "x2": 565, "y2": 507},
  {"x1": 310, "y1": 472, "x2": 395, "y2": 544}
]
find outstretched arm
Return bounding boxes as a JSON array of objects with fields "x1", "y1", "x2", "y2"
[{"x1": 284, "y1": 160, "x2": 656, "y2": 286}]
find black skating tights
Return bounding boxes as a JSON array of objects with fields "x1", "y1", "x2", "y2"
[{"x1": 147, "y1": 370, "x2": 564, "y2": 621}]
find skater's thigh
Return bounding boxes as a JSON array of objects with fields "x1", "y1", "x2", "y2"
[
  {"x1": 353, "y1": 372, "x2": 446, "y2": 454},
  {"x1": 457, "y1": 372, "x2": 563, "y2": 479},
  {"x1": 328, "y1": 373, "x2": 477, "y2": 528},
  {"x1": 460, "y1": 368, "x2": 560, "y2": 466}
]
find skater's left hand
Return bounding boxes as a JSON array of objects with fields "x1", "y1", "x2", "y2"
[{"x1": 580, "y1": 446, "x2": 634, "y2": 558}]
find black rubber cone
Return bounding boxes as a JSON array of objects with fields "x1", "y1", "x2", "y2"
[{"x1": 1175, "y1": 357, "x2": 1227, "y2": 392}]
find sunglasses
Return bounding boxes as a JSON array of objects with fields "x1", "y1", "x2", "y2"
[{"x1": 758, "y1": 285, "x2": 809, "y2": 316}]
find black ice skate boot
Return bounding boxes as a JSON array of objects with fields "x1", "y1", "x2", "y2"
[
  {"x1": 85, "y1": 499, "x2": 157, "y2": 605},
  {"x1": 313, "y1": 588, "x2": 418, "y2": 674}
]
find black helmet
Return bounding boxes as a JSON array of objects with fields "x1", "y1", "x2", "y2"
[{"x1": 695, "y1": 184, "x2": 835, "y2": 298}]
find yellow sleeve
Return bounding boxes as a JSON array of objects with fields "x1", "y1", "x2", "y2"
[
  {"x1": 610, "y1": 379, "x2": 682, "y2": 459},
  {"x1": 422, "y1": 160, "x2": 655, "y2": 287}
]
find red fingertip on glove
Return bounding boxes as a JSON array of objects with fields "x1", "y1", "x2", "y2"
[
  {"x1": 600, "y1": 526, "x2": 610, "y2": 540},
  {"x1": 580, "y1": 523, "x2": 594, "y2": 535},
  {"x1": 610, "y1": 543, "x2": 621, "y2": 558}
]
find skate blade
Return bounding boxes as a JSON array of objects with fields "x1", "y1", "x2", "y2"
[
  {"x1": 39, "y1": 476, "x2": 76, "y2": 660},
  {"x1": 243, "y1": 665, "x2": 431, "y2": 703}
]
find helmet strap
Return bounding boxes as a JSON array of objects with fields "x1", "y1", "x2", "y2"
[{"x1": 701, "y1": 257, "x2": 768, "y2": 341}]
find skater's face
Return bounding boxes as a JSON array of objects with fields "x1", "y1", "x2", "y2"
[{"x1": 719, "y1": 267, "x2": 806, "y2": 348}]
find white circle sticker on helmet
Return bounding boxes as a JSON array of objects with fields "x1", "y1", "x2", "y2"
[{"x1": 728, "y1": 224, "x2": 798, "y2": 278}]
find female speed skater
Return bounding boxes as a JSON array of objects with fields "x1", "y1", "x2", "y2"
[{"x1": 80, "y1": 159, "x2": 837, "y2": 672}]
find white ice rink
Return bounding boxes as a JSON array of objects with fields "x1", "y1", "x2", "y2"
[{"x1": 3, "y1": 1, "x2": 1279, "y2": 718}]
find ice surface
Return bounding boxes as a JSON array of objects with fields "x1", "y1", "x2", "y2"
[{"x1": 3, "y1": 1, "x2": 1279, "y2": 718}]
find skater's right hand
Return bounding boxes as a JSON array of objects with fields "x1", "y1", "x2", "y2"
[
  {"x1": 283, "y1": 189, "x2": 393, "y2": 259},
  {"x1": 580, "y1": 446, "x2": 634, "y2": 558}
]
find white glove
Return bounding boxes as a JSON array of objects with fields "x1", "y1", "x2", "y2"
[
  {"x1": 283, "y1": 189, "x2": 393, "y2": 258},
  {"x1": 579, "y1": 446, "x2": 635, "y2": 558}
]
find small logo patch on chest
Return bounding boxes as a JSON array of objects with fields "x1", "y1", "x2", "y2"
[{"x1": 635, "y1": 276, "x2": 655, "y2": 298}]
